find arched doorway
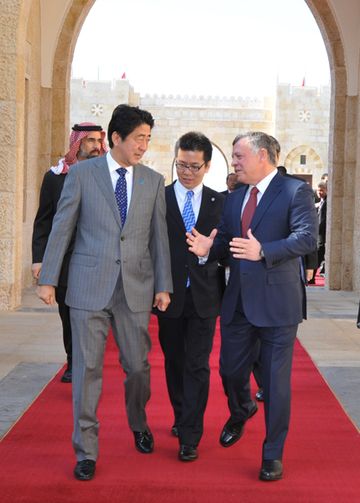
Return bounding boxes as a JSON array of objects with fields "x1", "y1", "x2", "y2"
[{"x1": 285, "y1": 145, "x2": 324, "y2": 188}]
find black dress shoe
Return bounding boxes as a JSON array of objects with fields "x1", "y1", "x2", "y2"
[
  {"x1": 220, "y1": 402, "x2": 258, "y2": 447},
  {"x1": 255, "y1": 388, "x2": 264, "y2": 402},
  {"x1": 219, "y1": 420, "x2": 245, "y2": 447},
  {"x1": 248, "y1": 401, "x2": 258, "y2": 418},
  {"x1": 74, "y1": 459, "x2": 96, "y2": 481},
  {"x1": 259, "y1": 459, "x2": 283, "y2": 481},
  {"x1": 134, "y1": 430, "x2": 154, "y2": 453},
  {"x1": 61, "y1": 366, "x2": 72, "y2": 383},
  {"x1": 171, "y1": 425, "x2": 179, "y2": 437},
  {"x1": 178, "y1": 444, "x2": 198, "y2": 462}
]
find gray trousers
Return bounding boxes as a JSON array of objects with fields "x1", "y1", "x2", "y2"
[{"x1": 70, "y1": 274, "x2": 151, "y2": 461}]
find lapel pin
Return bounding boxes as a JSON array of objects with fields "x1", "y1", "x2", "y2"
[{"x1": 139, "y1": 178, "x2": 145, "y2": 185}]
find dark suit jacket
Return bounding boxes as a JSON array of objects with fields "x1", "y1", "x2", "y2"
[
  {"x1": 156, "y1": 183, "x2": 225, "y2": 319},
  {"x1": 318, "y1": 197, "x2": 327, "y2": 246},
  {"x1": 32, "y1": 171, "x2": 75, "y2": 287},
  {"x1": 212, "y1": 173, "x2": 318, "y2": 327}
]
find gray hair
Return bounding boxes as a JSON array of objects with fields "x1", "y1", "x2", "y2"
[{"x1": 232, "y1": 132, "x2": 279, "y2": 166}]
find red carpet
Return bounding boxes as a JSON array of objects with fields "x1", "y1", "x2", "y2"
[
  {"x1": 1, "y1": 316, "x2": 359, "y2": 503},
  {"x1": 308, "y1": 271, "x2": 325, "y2": 287}
]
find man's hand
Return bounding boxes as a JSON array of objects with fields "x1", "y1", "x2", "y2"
[
  {"x1": 153, "y1": 292, "x2": 171, "y2": 312},
  {"x1": 230, "y1": 229, "x2": 262, "y2": 261},
  {"x1": 306, "y1": 269, "x2": 314, "y2": 282},
  {"x1": 31, "y1": 263, "x2": 42, "y2": 281},
  {"x1": 186, "y1": 228, "x2": 217, "y2": 257},
  {"x1": 37, "y1": 285, "x2": 56, "y2": 305}
]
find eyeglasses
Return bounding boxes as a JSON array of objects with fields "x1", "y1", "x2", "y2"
[{"x1": 175, "y1": 161, "x2": 206, "y2": 173}]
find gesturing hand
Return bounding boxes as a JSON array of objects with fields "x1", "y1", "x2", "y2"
[
  {"x1": 186, "y1": 228, "x2": 217, "y2": 257},
  {"x1": 230, "y1": 229, "x2": 262, "y2": 261}
]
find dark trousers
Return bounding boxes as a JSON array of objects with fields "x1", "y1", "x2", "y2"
[
  {"x1": 55, "y1": 286, "x2": 72, "y2": 364},
  {"x1": 158, "y1": 289, "x2": 216, "y2": 447},
  {"x1": 220, "y1": 307, "x2": 297, "y2": 460},
  {"x1": 252, "y1": 338, "x2": 263, "y2": 388}
]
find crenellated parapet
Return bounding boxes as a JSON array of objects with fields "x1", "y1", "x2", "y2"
[{"x1": 140, "y1": 93, "x2": 268, "y2": 109}]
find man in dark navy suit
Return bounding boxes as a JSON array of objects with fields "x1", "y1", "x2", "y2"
[
  {"x1": 186, "y1": 131, "x2": 318, "y2": 481},
  {"x1": 154, "y1": 132, "x2": 225, "y2": 462}
]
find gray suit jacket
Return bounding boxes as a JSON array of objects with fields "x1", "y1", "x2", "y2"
[{"x1": 39, "y1": 155, "x2": 172, "y2": 312}]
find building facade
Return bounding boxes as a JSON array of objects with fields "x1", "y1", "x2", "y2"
[{"x1": 71, "y1": 78, "x2": 330, "y2": 190}]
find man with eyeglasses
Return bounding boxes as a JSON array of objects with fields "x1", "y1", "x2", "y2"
[{"x1": 154, "y1": 131, "x2": 225, "y2": 462}]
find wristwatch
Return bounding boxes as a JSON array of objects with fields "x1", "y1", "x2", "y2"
[{"x1": 259, "y1": 246, "x2": 265, "y2": 259}]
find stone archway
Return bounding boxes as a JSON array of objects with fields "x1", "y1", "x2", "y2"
[
  {"x1": 305, "y1": 1, "x2": 353, "y2": 290},
  {"x1": 285, "y1": 145, "x2": 324, "y2": 183},
  {"x1": 50, "y1": 0, "x2": 95, "y2": 165}
]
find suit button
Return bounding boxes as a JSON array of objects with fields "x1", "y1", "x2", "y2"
[
  {"x1": 120, "y1": 236, "x2": 125, "y2": 241},
  {"x1": 116, "y1": 259, "x2": 121, "y2": 265}
]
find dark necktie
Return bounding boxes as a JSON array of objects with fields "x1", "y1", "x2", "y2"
[
  {"x1": 182, "y1": 190, "x2": 196, "y2": 232},
  {"x1": 241, "y1": 186, "x2": 259, "y2": 236},
  {"x1": 115, "y1": 167, "x2": 127, "y2": 226}
]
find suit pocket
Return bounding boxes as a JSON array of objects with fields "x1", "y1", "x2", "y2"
[
  {"x1": 70, "y1": 253, "x2": 97, "y2": 267},
  {"x1": 267, "y1": 271, "x2": 298, "y2": 285}
]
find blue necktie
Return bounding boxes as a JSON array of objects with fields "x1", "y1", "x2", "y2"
[
  {"x1": 182, "y1": 191, "x2": 195, "y2": 287},
  {"x1": 182, "y1": 190, "x2": 196, "y2": 232},
  {"x1": 115, "y1": 167, "x2": 127, "y2": 226}
]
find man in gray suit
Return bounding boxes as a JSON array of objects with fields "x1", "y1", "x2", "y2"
[{"x1": 37, "y1": 104, "x2": 172, "y2": 481}]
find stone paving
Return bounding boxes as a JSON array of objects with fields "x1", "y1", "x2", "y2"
[{"x1": 0, "y1": 286, "x2": 359, "y2": 439}]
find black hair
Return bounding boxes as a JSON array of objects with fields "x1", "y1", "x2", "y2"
[
  {"x1": 277, "y1": 165, "x2": 287, "y2": 175},
  {"x1": 107, "y1": 104, "x2": 154, "y2": 148},
  {"x1": 174, "y1": 131, "x2": 213, "y2": 163}
]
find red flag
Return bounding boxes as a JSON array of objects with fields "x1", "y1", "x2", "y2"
[
  {"x1": 121, "y1": 72, "x2": 126, "y2": 79},
  {"x1": 301, "y1": 77, "x2": 305, "y2": 87}
]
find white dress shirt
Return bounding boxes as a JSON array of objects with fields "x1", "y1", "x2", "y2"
[
  {"x1": 241, "y1": 169, "x2": 278, "y2": 214},
  {"x1": 107, "y1": 151, "x2": 133, "y2": 211}
]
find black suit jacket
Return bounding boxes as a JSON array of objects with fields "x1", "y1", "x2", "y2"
[
  {"x1": 32, "y1": 171, "x2": 75, "y2": 287},
  {"x1": 156, "y1": 183, "x2": 225, "y2": 319},
  {"x1": 318, "y1": 198, "x2": 327, "y2": 246}
]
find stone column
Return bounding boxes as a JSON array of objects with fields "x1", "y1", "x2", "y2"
[{"x1": 0, "y1": 0, "x2": 25, "y2": 309}]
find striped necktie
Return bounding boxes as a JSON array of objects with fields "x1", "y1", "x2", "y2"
[
  {"x1": 182, "y1": 190, "x2": 196, "y2": 287},
  {"x1": 182, "y1": 190, "x2": 196, "y2": 232}
]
